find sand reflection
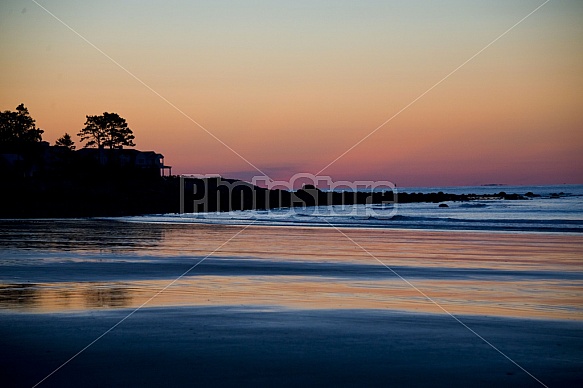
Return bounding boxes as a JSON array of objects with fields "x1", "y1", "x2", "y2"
[
  {"x1": 1, "y1": 275, "x2": 581, "y2": 321},
  {"x1": 1, "y1": 223, "x2": 582, "y2": 321}
]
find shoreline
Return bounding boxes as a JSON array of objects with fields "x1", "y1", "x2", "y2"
[
  {"x1": 2, "y1": 216, "x2": 582, "y2": 235},
  {"x1": 108, "y1": 216, "x2": 583, "y2": 235}
]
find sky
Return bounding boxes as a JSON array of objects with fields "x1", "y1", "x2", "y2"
[{"x1": 1, "y1": 0, "x2": 582, "y2": 187}]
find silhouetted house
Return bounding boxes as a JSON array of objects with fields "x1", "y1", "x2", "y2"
[
  {"x1": 1, "y1": 144, "x2": 171, "y2": 177},
  {"x1": 76, "y1": 148, "x2": 171, "y2": 176},
  {"x1": 0, "y1": 141, "x2": 51, "y2": 177}
]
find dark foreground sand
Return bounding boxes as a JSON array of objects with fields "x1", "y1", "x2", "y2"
[{"x1": 1, "y1": 307, "x2": 581, "y2": 387}]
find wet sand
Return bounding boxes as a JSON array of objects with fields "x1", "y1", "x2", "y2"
[{"x1": 1, "y1": 307, "x2": 582, "y2": 387}]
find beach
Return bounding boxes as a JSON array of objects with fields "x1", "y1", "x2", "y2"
[
  {"x1": 0, "y1": 220, "x2": 582, "y2": 386},
  {"x1": 1, "y1": 307, "x2": 582, "y2": 387}
]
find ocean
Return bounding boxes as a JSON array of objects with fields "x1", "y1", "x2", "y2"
[
  {"x1": 120, "y1": 184, "x2": 583, "y2": 233},
  {"x1": 0, "y1": 184, "x2": 582, "y2": 386}
]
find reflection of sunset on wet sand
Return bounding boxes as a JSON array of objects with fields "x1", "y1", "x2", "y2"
[
  {"x1": 4, "y1": 275, "x2": 581, "y2": 321},
  {"x1": 1, "y1": 222, "x2": 581, "y2": 321}
]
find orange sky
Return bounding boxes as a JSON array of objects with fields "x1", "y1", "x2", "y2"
[{"x1": 1, "y1": 0, "x2": 582, "y2": 186}]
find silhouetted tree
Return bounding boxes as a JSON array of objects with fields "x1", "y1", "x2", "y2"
[
  {"x1": 78, "y1": 114, "x2": 105, "y2": 148},
  {"x1": 55, "y1": 133, "x2": 75, "y2": 150},
  {"x1": 78, "y1": 112, "x2": 135, "y2": 149},
  {"x1": 0, "y1": 103, "x2": 44, "y2": 144}
]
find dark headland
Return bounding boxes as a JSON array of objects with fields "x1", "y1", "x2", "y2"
[{"x1": 0, "y1": 146, "x2": 531, "y2": 218}]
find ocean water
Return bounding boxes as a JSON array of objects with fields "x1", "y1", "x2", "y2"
[{"x1": 121, "y1": 184, "x2": 583, "y2": 233}]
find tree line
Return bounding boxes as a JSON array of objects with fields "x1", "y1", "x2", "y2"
[{"x1": 0, "y1": 103, "x2": 135, "y2": 150}]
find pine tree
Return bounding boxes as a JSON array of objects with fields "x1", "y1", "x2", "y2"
[
  {"x1": 0, "y1": 103, "x2": 44, "y2": 144},
  {"x1": 78, "y1": 112, "x2": 135, "y2": 149},
  {"x1": 55, "y1": 133, "x2": 75, "y2": 150}
]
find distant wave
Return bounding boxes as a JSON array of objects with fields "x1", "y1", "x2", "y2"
[
  {"x1": 458, "y1": 203, "x2": 489, "y2": 208},
  {"x1": 115, "y1": 186, "x2": 583, "y2": 233},
  {"x1": 117, "y1": 212, "x2": 583, "y2": 233}
]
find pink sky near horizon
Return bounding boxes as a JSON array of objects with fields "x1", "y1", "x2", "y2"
[{"x1": 1, "y1": 0, "x2": 582, "y2": 187}]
